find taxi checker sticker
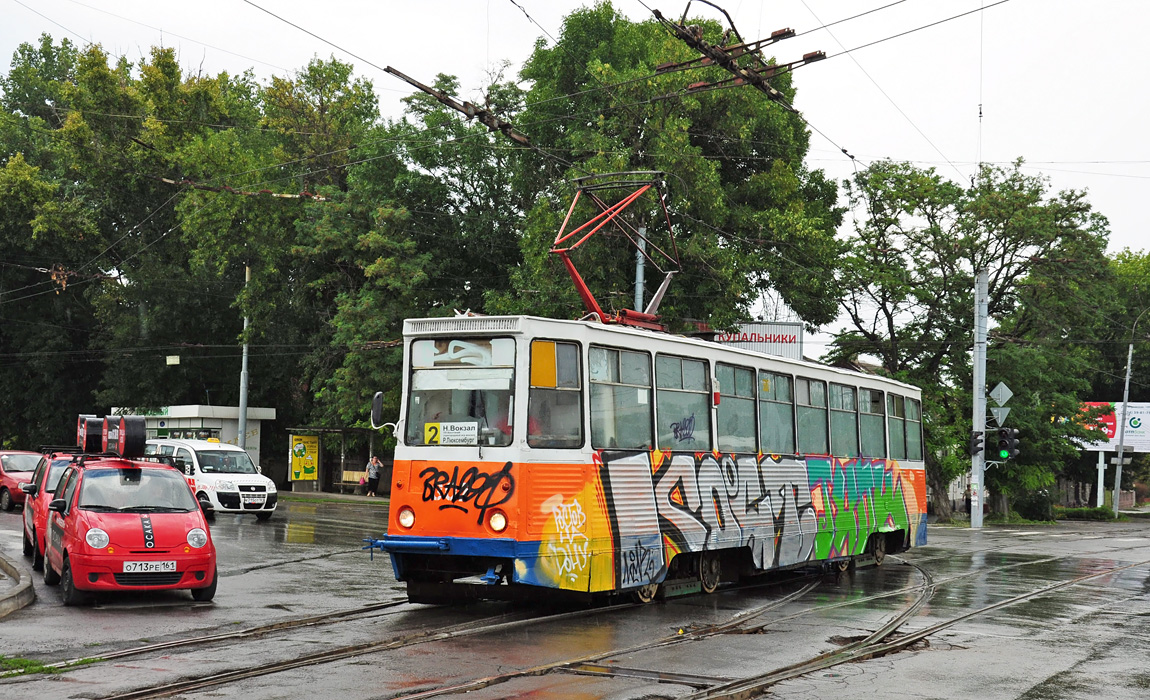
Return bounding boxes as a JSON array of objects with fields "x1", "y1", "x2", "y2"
[{"x1": 424, "y1": 422, "x2": 478, "y2": 445}]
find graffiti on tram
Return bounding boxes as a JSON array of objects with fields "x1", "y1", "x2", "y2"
[{"x1": 519, "y1": 450, "x2": 926, "y2": 592}]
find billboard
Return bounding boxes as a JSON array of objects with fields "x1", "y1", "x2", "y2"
[
  {"x1": 290, "y1": 434, "x2": 319, "y2": 481},
  {"x1": 714, "y1": 322, "x2": 804, "y2": 360},
  {"x1": 1079, "y1": 401, "x2": 1150, "y2": 453}
]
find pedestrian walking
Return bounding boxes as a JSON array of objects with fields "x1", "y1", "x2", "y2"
[{"x1": 366, "y1": 455, "x2": 382, "y2": 497}]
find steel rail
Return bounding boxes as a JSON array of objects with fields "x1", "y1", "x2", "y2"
[{"x1": 687, "y1": 556, "x2": 1150, "y2": 700}]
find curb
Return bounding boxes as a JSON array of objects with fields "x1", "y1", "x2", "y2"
[{"x1": 0, "y1": 549, "x2": 36, "y2": 619}]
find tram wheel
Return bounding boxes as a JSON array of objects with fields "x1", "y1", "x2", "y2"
[
  {"x1": 873, "y1": 535, "x2": 887, "y2": 567},
  {"x1": 835, "y1": 557, "x2": 855, "y2": 573},
  {"x1": 632, "y1": 583, "x2": 660, "y2": 604},
  {"x1": 700, "y1": 553, "x2": 720, "y2": 593}
]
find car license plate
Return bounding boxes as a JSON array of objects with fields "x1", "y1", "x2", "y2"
[
  {"x1": 123, "y1": 561, "x2": 176, "y2": 573},
  {"x1": 243, "y1": 495, "x2": 265, "y2": 504}
]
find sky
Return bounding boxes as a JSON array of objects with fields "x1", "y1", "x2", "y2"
[{"x1": 3, "y1": 0, "x2": 1148, "y2": 350}]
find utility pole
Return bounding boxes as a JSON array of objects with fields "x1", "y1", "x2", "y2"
[
  {"x1": 634, "y1": 227, "x2": 646, "y2": 311},
  {"x1": 971, "y1": 269, "x2": 989, "y2": 528},
  {"x1": 238, "y1": 264, "x2": 250, "y2": 450},
  {"x1": 1113, "y1": 308, "x2": 1147, "y2": 516}
]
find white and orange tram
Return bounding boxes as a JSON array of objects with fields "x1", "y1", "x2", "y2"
[{"x1": 368, "y1": 314, "x2": 927, "y2": 603}]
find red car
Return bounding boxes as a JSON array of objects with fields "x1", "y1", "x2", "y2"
[
  {"x1": 0, "y1": 450, "x2": 40, "y2": 511},
  {"x1": 42, "y1": 457, "x2": 218, "y2": 605},
  {"x1": 22, "y1": 452, "x2": 76, "y2": 571}
]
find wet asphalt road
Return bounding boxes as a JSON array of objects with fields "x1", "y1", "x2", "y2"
[{"x1": 2, "y1": 499, "x2": 1150, "y2": 700}]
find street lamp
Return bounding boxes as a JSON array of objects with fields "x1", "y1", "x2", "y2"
[{"x1": 1113, "y1": 307, "x2": 1150, "y2": 517}]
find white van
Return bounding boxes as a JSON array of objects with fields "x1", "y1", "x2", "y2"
[{"x1": 145, "y1": 438, "x2": 277, "y2": 521}]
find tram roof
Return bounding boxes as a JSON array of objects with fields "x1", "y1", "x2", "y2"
[{"x1": 403, "y1": 315, "x2": 921, "y2": 395}]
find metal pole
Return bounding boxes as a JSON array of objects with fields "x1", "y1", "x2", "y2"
[
  {"x1": 1096, "y1": 451, "x2": 1105, "y2": 508},
  {"x1": 238, "y1": 265, "x2": 250, "y2": 450},
  {"x1": 1113, "y1": 342, "x2": 1135, "y2": 517},
  {"x1": 1112, "y1": 308, "x2": 1146, "y2": 517},
  {"x1": 634, "y1": 227, "x2": 646, "y2": 311},
  {"x1": 971, "y1": 269, "x2": 988, "y2": 528}
]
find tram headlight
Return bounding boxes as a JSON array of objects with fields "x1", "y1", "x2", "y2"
[
  {"x1": 397, "y1": 506, "x2": 415, "y2": 529},
  {"x1": 488, "y1": 510, "x2": 508, "y2": 533}
]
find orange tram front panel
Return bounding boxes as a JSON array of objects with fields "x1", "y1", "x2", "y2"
[{"x1": 378, "y1": 448, "x2": 928, "y2": 595}]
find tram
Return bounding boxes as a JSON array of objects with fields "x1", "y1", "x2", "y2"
[{"x1": 367, "y1": 313, "x2": 928, "y2": 603}]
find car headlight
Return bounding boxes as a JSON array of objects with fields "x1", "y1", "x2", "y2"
[
  {"x1": 187, "y1": 528, "x2": 208, "y2": 548},
  {"x1": 216, "y1": 480, "x2": 236, "y2": 491},
  {"x1": 397, "y1": 506, "x2": 415, "y2": 529},
  {"x1": 86, "y1": 528, "x2": 110, "y2": 549},
  {"x1": 266, "y1": 481, "x2": 276, "y2": 493}
]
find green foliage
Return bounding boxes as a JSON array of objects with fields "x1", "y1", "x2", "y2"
[
  {"x1": 832, "y1": 159, "x2": 1113, "y2": 517},
  {"x1": 1052, "y1": 505, "x2": 1120, "y2": 521}
]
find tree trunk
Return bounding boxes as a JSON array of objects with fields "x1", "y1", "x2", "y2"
[{"x1": 926, "y1": 454, "x2": 953, "y2": 521}]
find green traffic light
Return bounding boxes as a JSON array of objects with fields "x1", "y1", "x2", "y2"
[{"x1": 999, "y1": 449, "x2": 1010, "y2": 459}]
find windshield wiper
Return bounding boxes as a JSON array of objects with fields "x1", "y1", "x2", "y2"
[{"x1": 80, "y1": 504, "x2": 122, "y2": 512}]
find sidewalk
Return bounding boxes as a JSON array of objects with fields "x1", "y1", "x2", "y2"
[
  {"x1": 0, "y1": 548, "x2": 36, "y2": 619},
  {"x1": 278, "y1": 488, "x2": 390, "y2": 508}
]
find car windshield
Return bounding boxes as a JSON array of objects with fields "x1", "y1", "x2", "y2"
[
  {"x1": 1, "y1": 454, "x2": 39, "y2": 472},
  {"x1": 196, "y1": 450, "x2": 257, "y2": 474},
  {"x1": 78, "y1": 468, "x2": 198, "y2": 512}
]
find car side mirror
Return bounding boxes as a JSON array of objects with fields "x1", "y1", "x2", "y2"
[
  {"x1": 185, "y1": 464, "x2": 194, "y2": 476},
  {"x1": 256, "y1": 464, "x2": 262, "y2": 474},
  {"x1": 21, "y1": 483, "x2": 38, "y2": 496},
  {"x1": 48, "y1": 498, "x2": 67, "y2": 513}
]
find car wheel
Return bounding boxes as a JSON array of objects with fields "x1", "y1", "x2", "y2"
[
  {"x1": 43, "y1": 555, "x2": 60, "y2": 585},
  {"x1": 22, "y1": 529, "x2": 33, "y2": 557},
  {"x1": 191, "y1": 567, "x2": 218, "y2": 602},
  {"x1": 0, "y1": 488, "x2": 12, "y2": 512},
  {"x1": 60, "y1": 557, "x2": 87, "y2": 606},
  {"x1": 32, "y1": 537, "x2": 44, "y2": 572},
  {"x1": 256, "y1": 511, "x2": 272, "y2": 522}
]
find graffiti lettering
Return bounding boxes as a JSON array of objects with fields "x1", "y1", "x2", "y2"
[
  {"x1": 420, "y1": 461, "x2": 514, "y2": 524},
  {"x1": 619, "y1": 541, "x2": 658, "y2": 587},
  {"x1": 597, "y1": 450, "x2": 916, "y2": 588},
  {"x1": 546, "y1": 498, "x2": 590, "y2": 582},
  {"x1": 671, "y1": 413, "x2": 696, "y2": 443}
]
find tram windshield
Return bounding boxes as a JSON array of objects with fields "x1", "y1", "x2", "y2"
[{"x1": 405, "y1": 338, "x2": 515, "y2": 447}]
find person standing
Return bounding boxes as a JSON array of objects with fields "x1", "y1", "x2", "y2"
[{"x1": 366, "y1": 455, "x2": 382, "y2": 497}]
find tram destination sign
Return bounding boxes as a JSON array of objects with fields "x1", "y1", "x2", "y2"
[{"x1": 425, "y1": 421, "x2": 478, "y2": 446}]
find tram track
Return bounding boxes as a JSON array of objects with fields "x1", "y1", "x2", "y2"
[{"x1": 16, "y1": 541, "x2": 1149, "y2": 699}]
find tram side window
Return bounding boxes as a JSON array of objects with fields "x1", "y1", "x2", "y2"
[
  {"x1": 759, "y1": 371, "x2": 795, "y2": 454},
  {"x1": 906, "y1": 397, "x2": 923, "y2": 460},
  {"x1": 887, "y1": 395, "x2": 907, "y2": 460},
  {"x1": 589, "y1": 347, "x2": 653, "y2": 450},
  {"x1": 528, "y1": 340, "x2": 583, "y2": 448},
  {"x1": 829, "y1": 383, "x2": 859, "y2": 457},
  {"x1": 716, "y1": 363, "x2": 756, "y2": 453},
  {"x1": 859, "y1": 389, "x2": 886, "y2": 458},
  {"x1": 656, "y1": 355, "x2": 711, "y2": 449},
  {"x1": 796, "y1": 378, "x2": 828, "y2": 455}
]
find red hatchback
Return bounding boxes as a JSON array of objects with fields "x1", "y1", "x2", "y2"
[
  {"x1": 43, "y1": 457, "x2": 218, "y2": 605},
  {"x1": 0, "y1": 450, "x2": 39, "y2": 511},
  {"x1": 22, "y1": 452, "x2": 76, "y2": 571}
]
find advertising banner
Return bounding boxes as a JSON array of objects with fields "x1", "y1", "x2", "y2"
[
  {"x1": 290, "y1": 434, "x2": 319, "y2": 481},
  {"x1": 1079, "y1": 402, "x2": 1150, "y2": 453}
]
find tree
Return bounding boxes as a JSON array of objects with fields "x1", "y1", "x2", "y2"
[
  {"x1": 487, "y1": 2, "x2": 843, "y2": 330},
  {"x1": 829, "y1": 159, "x2": 1112, "y2": 519}
]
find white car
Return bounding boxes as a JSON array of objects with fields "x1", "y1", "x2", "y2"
[{"x1": 144, "y1": 439, "x2": 277, "y2": 521}]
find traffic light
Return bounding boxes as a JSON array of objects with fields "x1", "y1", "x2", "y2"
[
  {"x1": 968, "y1": 430, "x2": 984, "y2": 456},
  {"x1": 996, "y1": 428, "x2": 1020, "y2": 460}
]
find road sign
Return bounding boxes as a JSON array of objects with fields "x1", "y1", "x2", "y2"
[
  {"x1": 1110, "y1": 457, "x2": 1132, "y2": 465},
  {"x1": 990, "y1": 406, "x2": 1011, "y2": 426},
  {"x1": 989, "y1": 382, "x2": 1013, "y2": 407}
]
